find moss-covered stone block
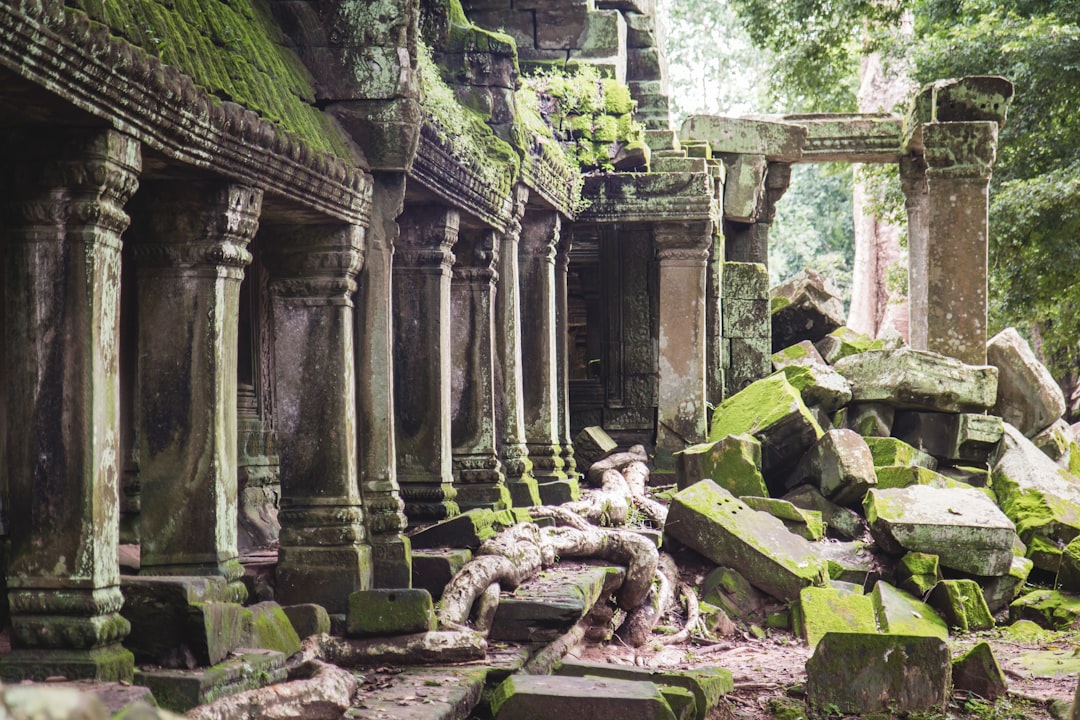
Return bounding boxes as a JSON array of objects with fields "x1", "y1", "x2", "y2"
[
  {"x1": 838, "y1": 402, "x2": 894, "y2": 437},
  {"x1": 779, "y1": 364, "x2": 853, "y2": 414},
  {"x1": 134, "y1": 649, "x2": 286, "y2": 713},
  {"x1": 707, "y1": 373, "x2": 823, "y2": 480},
  {"x1": 741, "y1": 497, "x2": 824, "y2": 540},
  {"x1": 282, "y1": 603, "x2": 331, "y2": 640},
  {"x1": 555, "y1": 660, "x2": 732, "y2": 720},
  {"x1": 346, "y1": 589, "x2": 436, "y2": 638},
  {"x1": 981, "y1": 554, "x2": 1034, "y2": 613},
  {"x1": 1009, "y1": 589, "x2": 1080, "y2": 630},
  {"x1": 700, "y1": 567, "x2": 770, "y2": 623},
  {"x1": 795, "y1": 586, "x2": 877, "y2": 647},
  {"x1": 814, "y1": 326, "x2": 884, "y2": 364},
  {"x1": 791, "y1": 428, "x2": 876, "y2": 507},
  {"x1": 897, "y1": 552, "x2": 942, "y2": 598},
  {"x1": 929, "y1": 579, "x2": 994, "y2": 632},
  {"x1": 675, "y1": 434, "x2": 767, "y2": 496},
  {"x1": 865, "y1": 485, "x2": 1018, "y2": 576},
  {"x1": 409, "y1": 509, "x2": 500, "y2": 550},
  {"x1": 952, "y1": 641, "x2": 1007, "y2": 701},
  {"x1": 806, "y1": 632, "x2": 951, "y2": 714},
  {"x1": 666, "y1": 481, "x2": 829, "y2": 602},
  {"x1": 1056, "y1": 536, "x2": 1080, "y2": 591},
  {"x1": 871, "y1": 582, "x2": 949, "y2": 639},
  {"x1": 873, "y1": 464, "x2": 952, "y2": 490},
  {"x1": 491, "y1": 674, "x2": 677, "y2": 720},
  {"x1": 245, "y1": 601, "x2": 301, "y2": 656},
  {"x1": 782, "y1": 485, "x2": 867, "y2": 540}
]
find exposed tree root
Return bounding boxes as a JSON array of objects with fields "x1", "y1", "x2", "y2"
[
  {"x1": 615, "y1": 551, "x2": 678, "y2": 647},
  {"x1": 585, "y1": 445, "x2": 650, "y2": 486},
  {"x1": 658, "y1": 582, "x2": 701, "y2": 646},
  {"x1": 185, "y1": 660, "x2": 356, "y2": 720}
]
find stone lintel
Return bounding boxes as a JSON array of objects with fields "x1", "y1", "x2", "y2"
[
  {"x1": 680, "y1": 115, "x2": 807, "y2": 162},
  {"x1": 780, "y1": 113, "x2": 904, "y2": 163},
  {"x1": 904, "y1": 76, "x2": 1014, "y2": 153},
  {"x1": 576, "y1": 171, "x2": 718, "y2": 225}
]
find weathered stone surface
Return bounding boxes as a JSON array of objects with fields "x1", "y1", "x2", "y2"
[
  {"x1": 491, "y1": 674, "x2": 677, "y2": 720},
  {"x1": 873, "y1": 465, "x2": 961, "y2": 491},
  {"x1": 708, "y1": 373, "x2": 823, "y2": 480},
  {"x1": 346, "y1": 589, "x2": 437, "y2": 638},
  {"x1": 1009, "y1": 589, "x2": 1080, "y2": 630},
  {"x1": 806, "y1": 633, "x2": 951, "y2": 714},
  {"x1": 675, "y1": 434, "x2": 767, "y2": 496},
  {"x1": 574, "y1": 426, "x2": 619, "y2": 468},
  {"x1": 770, "y1": 270, "x2": 846, "y2": 352},
  {"x1": 818, "y1": 541, "x2": 889, "y2": 587},
  {"x1": 666, "y1": 481, "x2": 829, "y2": 602},
  {"x1": 837, "y1": 402, "x2": 895, "y2": 437},
  {"x1": 871, "y1": 582, "x2": 949, "y2": 639},
  {"x1": 929, "y1": 579, "x2": 994, "y2": 632},
  {"x1": 782, "y1": 485, "x2": 867, "y2": 540},
  {"x1": 833, "y1": 346, "x2": 998, "y2": 413},
  {"x1": 1058, "y1": 537, "x2": 1080, "y2": 592},
  {"x1": 864, "y1": 437, "x2": 938, "y2": 470},
  {"x1": 1034, "y1": 418, "x2": 1078, "y2": 465},
  {"x1": 778, "y1": 364, "x2": 852, "y2": 414},
  {"x1": 896, "y1": 552, "x2": 942, "y2": 598},
  {"x1": 953, "y1": 641, "x2": 1008, "y2": 701},
  {"x1": 700, "y1": 567, "x2": 772, "y2": 622},
  {"x1": 790, "y1": 429, "x2": 877, "y2": 507},
  {"x1": 490, "y1": 563, "x2": 622, "y2": 642},
  {"x1": 681, "y1": 115, "x2": 807, "y2": 162},
  {"x1": 0, "y1": 684, "x2": 111, "y2": 720},
  {"x1": 892, "y1": 411, "x2": 1003, "y2": 464},
  {"x1": 282, "y1": 604, "x2": 331, "y2": 640},
  {"x1": 795, "y1": 586, "x2": 877, "y2": 648},
  {"x1": 771, "y1": 340, "x2": 828, "y2": 369},
  {"x1": 412, "y1": 548, "x2": 473, "y2": 601},
  {"x1": 245, "y1": 601, "x2": 302, "y2": 657},
  {"x1": 988, "y1": 327, "x2": 1066, "y2": 437},
  {"x1": 992, "y1": 423, "x2": 1080, "y2": 571},
  {"x1": 409, "y1": 509, "x2": 501, "y2": 550},
  {"x1": 978, "y1": 554, "x2": 1034, "y2": 613},
  {"x1": 816, "y1": 325, "x2": 896, "y2": 364},
  {"x1": 741, "y1": 497, "x2": 824, "y2": 540},
  {"x1": 134, "y1": 650, "x2": 286, "y2": 713},
  {"x1": 556, "y1": 660, "x2": 733, "y2": 720},
  {"x1": 865, "y1": 486, "x2": 1018, "y2": 576}
]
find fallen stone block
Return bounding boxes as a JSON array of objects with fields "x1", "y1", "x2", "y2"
[
  {"x1": 700, "y1": 566, "x2": 772, "y2": 623},
  {"x1": 896, "y1": 552, "x2": 942, "y2": 598},
  {"x1": 892, "y1": 411, "x2": 1003, "y2": 464},
  {"x1": 865, "y1": 485, "x2": 1018, "y2": 576},
  {"x1": 489, "y1": 563, "x2": 623, "y2": 642},
  {"x1": 555, "y1": 660, "x2": 733, "y2": 720},
  {"x1": 707, "y1": 373, "x2": 823, "y2": 482},
  {"x1": 666, "y1": 480, "x2": 829, "y2": 602},
  {"x1": 412, "y1": 548, "x2": 473, "y2": 601},
  {"x1": 134, "y1": 649, "x2": 286, "y2": 713},
  {"x1": 245, "y1": 601, "x2": 302, "y2": 656},
  {"x1": 833, "y1": 346, "x2": 998, "y2": 413},
  {"x1": 790, "y1": 428, "x2": 877, "y2": 507},
  {"x1": 806, "y1": 633, "x2": 951, "y2": 714},
  {"x1": 928, "y1": 579, "x2": 994, "y2": 632},
  {"x1": 871, "y1": 581, "x2": 949, "y2": 639},
  {"x1": 1009, "y1": 589, "x2": 1080, "y2": 630},
  {"x1": 779, "y1": 363, "x2": 852, "y2": 414},
  {"x1": 818, "y1": 540, "x2": 890, "y2": 587},
  {"x1": 1058, "y1": 537, "x2": 1080, "y2": 592},
  {"x1": 815, "y1": 326, "x2": 884, "y2": 364},
  {"x1": 346, "y1": 589, "x2": 436, "y2": 638},
  {"x1": 770, "y1": 269, "x2": 846, "y2": 352},
  {"x1": 771, "y1": 340, "x2": 828, "y2": 369},
  {"x1": 795, "y1": 585, "x2": 877, "y2": 647},
  {"x1": 978, "y1": 554, "x2": 1034, "y2": 613},
  {"x1": 937, "y1": 464, "x2": 990, "y2": 487},
  {"x1": 674, "y1": 434, "x2": 767, "y2": 496},
  {"x1": 836, "y1": 402, "x2": 894, "y2": 437},
  {"x1": 740, "y1": 496, "x2": 824, "y2": 540},
  {"x1": 782, "y1": 485, "x2": 867, "y2": 540},
  {"x1": 873, "y1": 464, "x2": 958, "y2": 491},
  {"x1": 952, "y1": 641, "x2": 1007, "y2": 701},
  {"x1": 988, "y1": 327, "x2": 1066, "y2": 438},
  {"x1": 282, "y1": 603, "x2": 330, "y2": 639},
  {"x1": 1033, "y1": 418, "x2": 1075, "y2": 463},
  {"x1": 491, "y1": 674, "x2": 678, "y2": 720},
  {"x1": 992, "y1": 423, "x2": 1080, "y2": 571},
  {"x1": 574, "y1": 426, "x2": 619, "y2": 468}
]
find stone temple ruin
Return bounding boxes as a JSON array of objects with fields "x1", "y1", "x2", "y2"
[{"x1": 4, "y1": 0, "x2": 1078, "y2": 717}]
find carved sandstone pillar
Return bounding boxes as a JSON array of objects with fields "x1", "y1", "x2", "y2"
[
  {"x1": 921, "y1": 122, "x2": 998, "y2": 365},
  {"x1": 519, "y1": 211, "x2": 571, "y2": 502},
  {"x1": 1, "y1": 129, "x2": 141, "y2": 681},
  {"x1": 451, "y1": 230, "x2": 510, "y2": 511},
  {"x1": 263, "y1": 224, "x2": 371, "y2": 612},
  {"x1": 901, "y1": 154, "x2": 930, "y2": 352},
  {"x1": 358, "y1": 173, "x2": 410, "y2": 587},
  {"x1": 555, "y1": 228, "x2": 578, "y2": 479},
  {"x1": 495, "y1": 188, "x2": 539, "y2": 507},
  {"x1": 654, "y1": 221, "x2": 712, "y2": 460},
  {"x1": 132, "y1": 181, "x2": 261, "y2": 603},
  {"x1": 394, "y1": 206, "x2": 460, "y2": 523}
]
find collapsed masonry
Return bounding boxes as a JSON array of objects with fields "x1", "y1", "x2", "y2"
[{"x1": 0, "y1": 0, "x2": 1029, "y2": 710}]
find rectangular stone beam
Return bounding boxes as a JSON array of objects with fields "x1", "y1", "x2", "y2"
[
  {"x1": 680, "y1": 115, "x2": 807, "y2": 162},
  {"x1": 780, "y1": 113, "x2": 904, "y2": 163}
]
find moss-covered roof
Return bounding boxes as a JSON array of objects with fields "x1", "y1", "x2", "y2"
[{"x1": 65, "y1": 0, "x2": 354, "y2": 159}]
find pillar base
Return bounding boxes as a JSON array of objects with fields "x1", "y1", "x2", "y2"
[
  {"x1": 525, "y1": 444, "x2": 567, "y2": 483},
  {"x1": 276, "y1": 545, "x2": 372, "y2": 614},
  {"x1": 507, "y1": 478, "x2": 542, "y2": 508},
  {"x1": 0, "y1": 645, "x2": 134, "y2": 682},
  {"x1": 138, "y1": 561, "x2": 248, "y2": 605},
  {"x1": 400, "y1": 482, "x2": 460, "y2": 525},
  {"x1": 369, "y1": 534, "x2": 413, "y2": 589},
  {"x1": 456, "y1": 484, "x2": 512, "y2": 513}
]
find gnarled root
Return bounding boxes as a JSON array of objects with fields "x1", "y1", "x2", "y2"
[
  {"x1": 614, "y1": 551, "x2": 678, "y2": 647},
  {"x1": 543, "y1": 526, "x2": 658, "y2": 610},
  {"x1": 658, "y1": 582, "x2": 702, "y2": 645},
  {"x1": 185, "y1": 660, "x2": 356, "y2": 720}
]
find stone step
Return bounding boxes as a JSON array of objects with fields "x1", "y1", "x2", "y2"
[
  {"x1": 134, "y1": 648, "x2": 286, "y2": 713},
  {"x1": 491, "y1": 674, "x2": 678, "y2": 720}
]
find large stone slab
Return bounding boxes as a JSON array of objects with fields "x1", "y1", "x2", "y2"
[
  {"x1": 491, "y1": 674, "x2": 677, "y2": 720},
  {"x1": 952, "y1": 641, "x2": 1007, "y2": 701},
  {"x1": 865, "y1": 485, "x2": 1018, "y2": 576},
  {"x1": 741, "y1": 497, "x2": 824, "y2": 540},
  {"x1": 806, "y1": 633, "x2": 951, "y2": 714},
  {"x1": 815, "y1": 326, "x2": 885, "y2": 364},
  {"x1": 1009, "y1": 589, "x2": 1080, "y2": 630},
  {"x1": 556, "y1": 661, "x2": 733, "y2": 720},
  {"x1": 675, "y1": 434, "x2": 768, "y2": 496},
  {"x1": 870, "y1": 582, "x2": 949, "y2": 640},
  {"x1": 928, "y1": 579, "x2": 994, "y2": 632},
  {"x1": 666, "y1": 480, "x2": 829, "y2": 602},
  {"x1": 707, "y1": 373, "x2": 823, "y2": 480},
  {"x1": 346, "y1": 589, "x2": 437, "y2": 638},
  {"x1": 892, "y1": 411, "x2": 1003, "y2": 464},
  {"x1": 795, "y1": 586, "x2": 877, "y2": 647},
  {"x1": 490, "y1": 563, "x2": 624, "y2": 642},
  {"x1": 782, "y1": 485, "x2": 866, "y2": 540},
  {"x1": 770, "y1": 270, "x2": 846, "y2": 352},
  {"x1": 992, "y1": 423, "x2": 1080, "y2": 571},
  {"x1": 790, "y1": 429, "x2": 877, "y2": 507},
  {"x1": 988, "y1": 327, "x2": 1066, "y2": 437},
  {"x1": 833, "y1": 346, "x2": 998, "y2": 413},
  {"x1": 778, "y1": 363, "x2": 852, "y2": 414}
]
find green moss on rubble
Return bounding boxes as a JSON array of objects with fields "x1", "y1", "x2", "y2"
[{"x1": 64, "y1": 0, "x2": 353, "y2": 159}]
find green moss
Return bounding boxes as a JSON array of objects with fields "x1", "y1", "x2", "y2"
[
  {"x1": 708, "y1": 373, "x2": 822, "y2": 444},
  {"x1": 65, "y1": 0, "x2": 353, "y2": 159},
  {"x1": 770, "y1": 295, "x2": 792, "y2": 313}
]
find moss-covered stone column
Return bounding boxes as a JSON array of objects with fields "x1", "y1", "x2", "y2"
[
  {"x1": 394, "y1": 206, "x2": 460, "y2": 523},
  {"x1": 555, "y1": 228, "x2": 578, "y2": 480},
  {"x1": 654, "y1": 221, "x2": 712, "y2": 462},
  {"x1": 451, "y1": 229, "x2": 510, "y2": 512},
  {"x1": 901, "y1": 154, "x2": 930, "y2": 352},
  {"x1": 358, "y1": 173, "x2": 410, "y2": 587},
  {"x1": 1, "y1": 129, "x2": 141, "y2": 681},
  {"x1": 132, "y1": 182, "x2": 261, "y2": 603},
  {"x1": 922, "y1": 122, "x2": 998, "y2": 365},
  {"x1": 262, "y1": 224, "x2": 372, "y2": 611},
  {"x1": 520, "y1": 210, "x2": 572, "y2": 502},
  {"x1": 495, "y1": 188, "x2": 539, "y2": 507}
]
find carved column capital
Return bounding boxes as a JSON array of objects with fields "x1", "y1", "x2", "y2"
[
  {"x1": 654, "y1": 221, "x2": 713, "y2": 264},
  {"x1": 520, "y1": 209, "x2": 560, "y2": 262},
  {"x1": 396, "y1": 205, "x2": 459, "y2": 270},
  {"x1": 263, "y1": 224, "x2": 365, "y2": 303},
  {"x1": 453, "y1": 229, "x2": 500, "y2": 283},
  {"x1": 923, "y1": 121, "x2": 998, "y2": 181},
  {"x1": 759, "y1": 162, "x2": 793, "y2": 224},
  {"x1": 900, "y1": 154, "x2": 929, "y2": 205}
]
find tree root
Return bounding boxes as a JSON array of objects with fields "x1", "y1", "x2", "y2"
[
  {"x1": 614, "y1": 551, "x2": 678, "y2": 647},
  {"x1": 185, "y1": 660, "x2": 356, "y2": 720},
  {"x1": 658, "y1": 582, "x2": 701, "y2": 646}
]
